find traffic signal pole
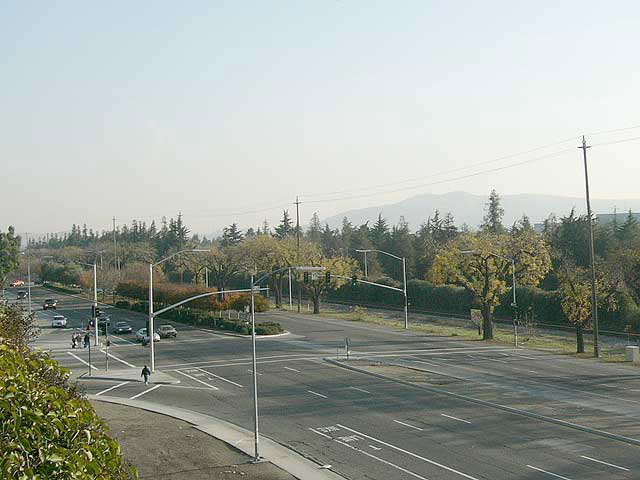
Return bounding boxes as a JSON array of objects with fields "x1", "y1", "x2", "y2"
[{"x1": 93, "y1": 262, "x2": 99, "y2": 347}]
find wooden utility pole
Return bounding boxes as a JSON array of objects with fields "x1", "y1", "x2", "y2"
[{"x1": 579, "y1": 135, "x2": 600, "y2": 357}]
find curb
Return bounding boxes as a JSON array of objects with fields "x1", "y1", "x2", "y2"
[
  {"x1": 91, "y1": 395, "x2": 346, "y2": 480},
  {"x1": 325, "y1": 357, "x2": 640, "y2": 448}
]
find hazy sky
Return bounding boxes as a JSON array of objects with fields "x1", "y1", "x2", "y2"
[{"x1": 2, "y1": 1, "x2": 639, "y2": 238}]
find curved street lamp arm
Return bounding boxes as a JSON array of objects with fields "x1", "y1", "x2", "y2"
[{"x1": 153, "y1": 249, "x2": 210, "y2": 267}]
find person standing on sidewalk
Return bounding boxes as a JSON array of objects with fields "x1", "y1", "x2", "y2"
[{"x1": 141, "y1": 365, "x2": 151, "y2": 385}]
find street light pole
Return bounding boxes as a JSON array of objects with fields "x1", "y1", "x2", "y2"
[
  {"x1": 364, "y1": 251, "x2": 368, "y2": 278},
  {"x1": 93, "y1": 262, "x2": 99, "y2": 346},
  {"x1": 511, "y1": 258, "x2": 518, "y2": 347},
  {"x1": 250, "y1": 274, "x2": 260, "y2": 462},
  {"x1": 149, "y1": 262, "x2": 155, "y2": 372},
  {"x1": 288, "y1": 268, "x2": 292, "y2": 310},
  {"x1": 402, "y1": 257, "x2": 408, "y2": 330},
  {"x1": 27, "y1": 255, "x2": 32, "y2": 315}
]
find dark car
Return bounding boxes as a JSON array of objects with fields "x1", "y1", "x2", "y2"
[
  {"x1": 113, "y1": 321, "x2": 132, "y2": 334},
  {"x1": 17, "y1": 291, "x2": 29, "y2": 300},
  {"x1": 43, "y1": 298, "x2": 58, "y2": 310}
]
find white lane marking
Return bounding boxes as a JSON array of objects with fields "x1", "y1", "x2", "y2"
[
  {"x1": 369, "y1": 445, "x2": 382, "y2": 451},
  {"x1": 67, "y1": 351, "x2": 97, "y2": 370},
  {"x1": 308, "y1": 390, "x2": 328, "y2": 399},
  {"x1": 164, "y1": 385, "x2": 217, "y2": 391},
  {"x1": 195, "y1": 367, "x2": 243, "y2": 388},
  {"x1": 350, "y1": 387, "x2": 371, "y2": 394},
  {"x1": 334, "y1": 439, "x2": 428, "y2": 480},
  {"x1": 580, "y1": 455, "x2": 629, "y2": 471},
  {"x1": 394, "y1": 420, "x2": 423, "y2": 431},
  {"x1": 161, "y1": 352, "x2": 321, "y2": 369},
  {"x1": 441, "y1": 414, "x2": 472, "y2": 424},
  {"x1": 130, "y1": 384, "x2": 162, "y2": 399},
  {"x1": 175, "y1": 370, "x2": 219, "y2": 390},
  {"x1": 99, "y1": 349, "x2": 137, "y2": 368},
  {"x1": 411, "y1": 359, "x2": 441, "y2": 367},
  {"x1": 309, "y1": 427, "x2": 332, "y2": 439},
  {"x1": 526, "y1": 465, "x2": 573, "y2": 479},
  {"x1": 109, "y1": 334, "x2": 135, "y2": 345},
  {"x1": 247, "y1": 369, "x2": 263, "y2": 376},
  {"x1": 284, "y1": 366, "x2": 301, "y2": 373},
  {"x1": 96, "y1": 381, "x2": 130, "y2": 396},
  {"x1": 337, "y1": 424, "x2": 479, "y2": 480}
]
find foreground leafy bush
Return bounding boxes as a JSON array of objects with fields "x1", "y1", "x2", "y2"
[{"x1": 0, "y1": 340, "x2": 136, "y2": 479}]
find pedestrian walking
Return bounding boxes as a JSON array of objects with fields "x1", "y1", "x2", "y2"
[
  {"x1": 83, "y1": 333, "x2": 90, "y2": 348},
  {"x1": 71, "y1": 333, "x2": 77, "y2": 349},
  {"x1": 141, "y1": 365, "x2": 151, "y2": 385}
]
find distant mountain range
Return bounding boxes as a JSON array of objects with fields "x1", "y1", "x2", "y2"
[{"x1": 321, "y1": 192, "x2": 640, "y2": 230}]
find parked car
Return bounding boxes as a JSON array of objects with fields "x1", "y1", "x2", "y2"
[
  {"x1": 43, "y1": 298, "x2": 58, "y2": 310},
  {"x1": 113, "y1": 321, "x2": 132, "y2": 334},
  {"x1": 17, "y1": 291, "x2": 28, "y2": 300},
  {"x1": 157, "y1": 324, "x2": 177, "y2": 338},
  {"x1": 51, "y1": 315, "x2": 67, "y2": 328},
  {"x1": 136, "y1": 328, "x2": 160, "y2": 345},
  {"x1": 10, "y1": 280, "x2": 24, "y2": 287}
]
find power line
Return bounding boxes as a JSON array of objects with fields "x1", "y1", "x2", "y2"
[{"x1": 302, "y1": 147, "x2": 577, "y2": 205}]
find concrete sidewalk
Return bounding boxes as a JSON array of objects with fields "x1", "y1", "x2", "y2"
[
  {"x1": 92, "y1": 396, "x2": 344, "y2": 480},
  {"x1": 81, "y1": 367, "x2": 180, "y2": 385}
]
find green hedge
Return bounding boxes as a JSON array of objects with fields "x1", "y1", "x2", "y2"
[
  {"x1": 0, "y1": 340, "x2": 135, "y2": 479},
  {"x1": 43, "y1": 282, "x2": 83, "y2": 295},
  {"x1": 119, "y1": 301, "x2": 283, "y2": 336}
]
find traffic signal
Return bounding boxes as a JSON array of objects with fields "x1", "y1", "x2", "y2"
[
  {"x1": 91, "y1": 305, "x2": 101, "y2": 318},
  {"x1": 303, "y1": 272, "x2": 310, "y2": 283},
  {"x1": 351, "y1": 275, "x2": 358, "y2": 287},
  {"x1": 325, "y1": 271, "x2": 331, "y2": 283}
]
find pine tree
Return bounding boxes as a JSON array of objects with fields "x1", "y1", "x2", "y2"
[
  {"x1": 221, "y1": 223, "x2": 244, "y2": 246},
  {"x1": 307, "y1": 212, "x2": 322, "y2": 243},
  {"x1": 482, "y1": 189, "x2": 505, "y2": 234},
  {"x1": 371, "y1": 214, "x2": 390, "y2": 249},
  {"x1": 274, "y1": 211, "x2": 293, "y2": 239}
]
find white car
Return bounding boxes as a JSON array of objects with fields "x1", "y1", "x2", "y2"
[
  {"x1": 136, "y1": 328, "x2": 160, "y2": 344},
  {"x1": 51, "y1": 315, "x2": 67, "y2": 328}
]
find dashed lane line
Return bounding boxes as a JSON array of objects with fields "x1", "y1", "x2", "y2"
[
  {"x1": 67, "y1": 351, "x2": 98, "y2": 370},
  {"x1": 393, "y1": 420, "x2": 423, "y2": 431},
  {"x1": 96, "y1": 382, "x2": 130, "y2": 396},
  {"x1": 175, "y1": 370, "x2": 219, "y2": 390},
  {"x1": 526, "y1": 465, "x2": 573, "y2": 480},
  {"x1": 441, "y1": 414, "x2": 472, "y2": 424},
  {"x1": 579, "y1": 455, "x2": 629, "y2": 472},
  {"x1": 308, "y1": 390, "x2": 328, "y2": 399},
  {"x1": 350, "y1": 387, "x2": 371, "y2": 394},
  {"x1": 284, "y1": 366, "x2": 301, "y2": 373},
  {"x1": 130, "y1": 385, "x2": 162, "y2": 400}
]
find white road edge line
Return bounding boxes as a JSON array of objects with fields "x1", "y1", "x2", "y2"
[
  {"x1": 96, "y1": 381, "x2": 130, "y2": 396},
  {"x1": 284, "y1": 366, "x2": 301, "y2": 373},
  {"x1": 195, "y1": 367, "x2": 243, "y2": 388},
  {"x1": 333, "y1": 439, "x2": 428, "y2": 480},
  {"x1": 441, "y1": 414, "x2": 472, "y2": 424},
  {"x1": 308, "y1": 390, "x2": 328, "y2": 399},
  {"x1": 337, "y1": 424, "x2": 479, "y2": 480},
  {"x1": 526, "y1": 465, "x2": 573, "y2": 479},
  {"x1": 350, "y1": 387, "x2": 371, "y2": 394},
  {"x1": 394, "y1": 420, "x2": 423, "y2": 431},
  {"x1": 109, "y1": 334, "x2": 135, "y2": 345},
  {"x1": 99, "y1": 349, "x2": 137, "y2": 368},
  {"x1": 580, "y1": 455, "x2": 629, "y2": 472},
  {"x1": 67, "y1": 351, "x2": 97, "y2": 370},
  {"x1": 130, "y1": 384, "x2": 162, "y2": 400},
  {"x1": 175, "y1": 370, "x2": 220, "y2": 390},
  {"x1": 247, "y1": 369, "x2": 263, "y2": 376}
]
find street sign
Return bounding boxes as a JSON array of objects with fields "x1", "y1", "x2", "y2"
[{"x1": 295, "y1": 266, "x2": 325, "y2": 272}]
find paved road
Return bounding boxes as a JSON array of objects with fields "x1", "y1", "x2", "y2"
[{"x1": 19, "y1": 286, "x2": 640, "y2": 480}]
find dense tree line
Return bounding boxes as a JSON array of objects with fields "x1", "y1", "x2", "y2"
[{"x1": 19, "y1": 189, "x2": 640, "y2": 350}]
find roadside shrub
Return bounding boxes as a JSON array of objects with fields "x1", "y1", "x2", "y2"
[
  {"x1": 0, "y1": 340, "x2": 136, "y2": 479},
  {"x1": 255, "y1": 322, "x2": 284, "y2": 335},
  {"x1": 227, "y1": 293, "x2": 269, "y2": 313}
]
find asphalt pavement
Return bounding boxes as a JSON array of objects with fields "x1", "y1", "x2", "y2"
[{"x1": 18, "y1": 286, "x2": 640, "y2": 480}]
